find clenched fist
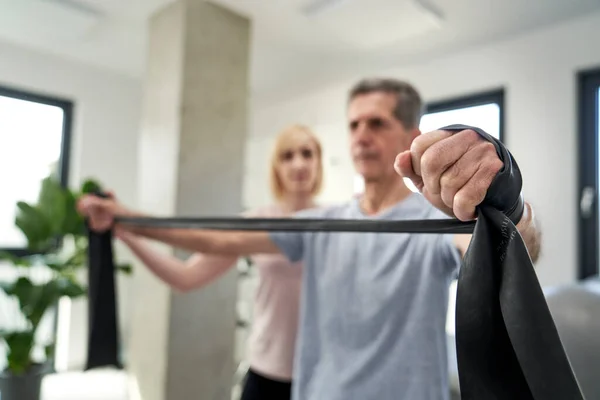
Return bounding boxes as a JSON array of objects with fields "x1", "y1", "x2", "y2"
[
  {"x1": 77, "y1": 192, "x2": 130, "y2": 232},
  {"x1": 395, "y1": 128, "x2": 503, "y2": 221}
]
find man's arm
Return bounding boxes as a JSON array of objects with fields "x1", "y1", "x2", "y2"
[{"x1": 453, "y1": 200, "x2": 541, "y2": 263}]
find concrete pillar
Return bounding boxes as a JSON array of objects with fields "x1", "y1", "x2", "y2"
[{"x1": 128, "y1": 1, "x2": 250, "y2": 399}]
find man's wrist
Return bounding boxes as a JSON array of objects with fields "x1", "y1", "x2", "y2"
[
  {"x1": 516, "y1": 200, "x2": 534, "y2": 232},
  {"x1": 515, "y1": 200, "x2": 542, "y2": 263}
]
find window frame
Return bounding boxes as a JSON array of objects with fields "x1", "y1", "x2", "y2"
[
  {"x1": 424, "y1": 88, "x2": 505, "y2": 143},
  {"x1": 577, "y1": 67, "x2": 600, "y2": 280},
  {"x1": 0, "y1": 84, "x2": 74, "y2": 256}
]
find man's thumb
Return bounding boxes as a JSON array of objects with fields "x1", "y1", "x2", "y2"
[{"x1": 395, "y1": 151, "x2": 423, "y2": 191}]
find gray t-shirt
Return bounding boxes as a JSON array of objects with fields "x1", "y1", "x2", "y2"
[{"x1": 269, "y1": 192, "x2": 462, "y2": 400}]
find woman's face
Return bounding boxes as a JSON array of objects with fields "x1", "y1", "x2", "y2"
[{"x1": 275, "y1": 132, "x2": 320, "y2": 198}]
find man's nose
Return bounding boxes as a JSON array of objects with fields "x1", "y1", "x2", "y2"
[{"x1": 353, "y1": 126, "x2": 372, "y2": 145}]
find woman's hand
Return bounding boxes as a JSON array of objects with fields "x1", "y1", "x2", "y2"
[{"x1": 77, "y1": 191, "x2": 131, "y2": 232}]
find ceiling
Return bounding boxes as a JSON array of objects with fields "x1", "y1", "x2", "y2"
[{"x1": 1, "y1": 0, "x2": 599, "y2": 105}]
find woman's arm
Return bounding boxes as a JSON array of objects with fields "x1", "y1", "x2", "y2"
[
  {"x1": 123, "y1": 224, "x2": 280, "y2": 256},
  {"x1": 78, "y1": 194, "x2": 281, "y2": 256},
  {"x1": 118, "y1": 230, "x2": 240, "y2": 292}
]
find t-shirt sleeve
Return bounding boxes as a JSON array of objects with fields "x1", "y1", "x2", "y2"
[{"x1": 268, "y1": 207, "x2": 323, "y2": 263}]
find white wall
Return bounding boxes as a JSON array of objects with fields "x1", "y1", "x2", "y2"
[
  {"x1": 246, "y1": 11, "x2": 600, "y2": 288},
  {"x1": 0, "y1": 39, "x2": 143, "y2": 369}
]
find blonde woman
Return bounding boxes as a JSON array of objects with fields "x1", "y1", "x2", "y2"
[{"x1": 112, "y1": 125, "x2": 323, "y2": 399}]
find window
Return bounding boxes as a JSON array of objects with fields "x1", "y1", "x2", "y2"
[
  {"x1": 0, "y1": 85, "x2": 73, "y2": 254},
  {"x1": 0, "y1": 85, "x2": 73, "y2": 372},
  {"x1": 577, "y1": 68, "x2": 600, "y2": 280},
  {"x1": 421, "y1": 89, "x2": 504, "y2": 142},
  {"x1": 353, "y1": 89, "x2": 505, "y2": 195}
]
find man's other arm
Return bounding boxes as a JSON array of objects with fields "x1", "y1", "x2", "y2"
[{"x1": 454, "y1": 200, "x2": 541, "y2": 263}]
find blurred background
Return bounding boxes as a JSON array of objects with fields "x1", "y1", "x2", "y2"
[{"x1": 1, "y1": 0, "x2": 600, "y2": 399}]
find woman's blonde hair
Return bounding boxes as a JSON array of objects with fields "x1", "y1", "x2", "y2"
[{"x1": 269, "y1": 124, "x2": 323, "y2": 200}]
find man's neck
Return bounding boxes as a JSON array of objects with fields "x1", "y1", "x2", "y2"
[{"x1": 360, "y1": 175, "x2": 414, "y2": 216}]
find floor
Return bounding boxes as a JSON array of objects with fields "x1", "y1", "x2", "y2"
[
  {"x1": 40, "y1": 368, "x2": 460, "y2": 400},
  {"x1": 42, "y1": 369, "x2": 129, "y2": 400},
  {"x1": 41, "y1": 368, "x2": 246, "y2": 400}
]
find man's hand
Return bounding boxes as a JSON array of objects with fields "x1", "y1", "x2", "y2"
[{"x1": 394, "y1": 128, "x2": 503, "y2": 221}]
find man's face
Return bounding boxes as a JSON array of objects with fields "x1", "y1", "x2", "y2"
[{"x1": 348, "y1": 92, "x2": 418, "y2": 183}]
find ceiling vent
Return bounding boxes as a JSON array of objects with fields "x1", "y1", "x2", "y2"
[{"x1": 300, "y1": 0, "x2": 444, "y2": 49}]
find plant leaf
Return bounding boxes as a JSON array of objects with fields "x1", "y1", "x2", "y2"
[
  {"x1": 28, "y1": 279, "x2": 85, "y2": 328},
  {"x1": 1, "y1": 330, "x2": 35, "y2": 375},
  {"x1": 37, "y1": 176, "x2": 67, "y2": 236},
  {"x1": 15, "y1": 202, "x2": 53, "y2": 251},
  {"x1": 80, "y1": 178, "x2": 103, "y2": 195},
  {"x1": 40, "y1": 254, "x2": 71, "y2": 273},
  {"x1": 63, "y1": 188, "x2": 86, "y2": 236},
  {"x1": 45, "y1": 343, "x2": 55, "y2": 359},
  {"x1": 1, "y1": 277, "x2": 42, "y2": 325},
  {"x1": 54, "y1": 276, "x2": 87, "y2": 298},
  {"x1": 0, "y1": 250, "x2": 33, "y2": 267},
  {"x1": 116, "y1": 263, "x2": 133, "y2": 275},
  {"x1": 40, "y1": 246, "x2": 87, "y2": 273},
  {"x1": 0, "y1": 280, "x2": 13, "y2": 294}
]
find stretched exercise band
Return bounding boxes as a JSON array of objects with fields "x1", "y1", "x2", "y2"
[{"x1": 115, "y1": 215, "x2": 476, "y2": 233}]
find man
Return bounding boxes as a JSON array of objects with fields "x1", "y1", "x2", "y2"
[{"x1": 79, "y1": 78, "x2": 541, "y2": 400}]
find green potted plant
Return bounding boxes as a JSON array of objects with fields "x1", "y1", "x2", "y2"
[{"x1": 0, "y1": 174, "x2": 130, "y2": 400}]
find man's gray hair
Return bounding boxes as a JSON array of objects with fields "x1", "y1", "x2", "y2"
[{"x1": 348, "y1": 78, "x2": 424, "y2": 129}]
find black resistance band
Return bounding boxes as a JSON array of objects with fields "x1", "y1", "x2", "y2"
[
  {"x1": 85, "y1": 192, "x2": 122, "y2": 371},
  {"x1": 115, "y1": 216, "x2": 476, "y2": 234},
  {"x1": 86, "y1": 125, "x2": 585, "y2": 399}
]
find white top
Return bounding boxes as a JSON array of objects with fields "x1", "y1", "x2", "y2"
[{"x1": 246, "y1": 204, "x2": 303, "y2": 381}]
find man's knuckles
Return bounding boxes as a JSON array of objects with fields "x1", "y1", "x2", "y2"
[
  {"x1": 458, "y1": 129, "x2": 480, "y2": 141},
  {"x1": 410, "y1": 130, "x2": 453, "y2": 165},
  {"x1": 440, "y1": 175, "x2": 463, "y2": 208},
  {"x1": 420, "y1": 150, "x2": 447, "y2": 180},
  {"x1": 483, "y1": 154, "x2": 503, "y2": 177},
  {"x1": 453, "y1": 194, "x2": 477, "y2": 220},
  {"x1": 416, "y1": 129, "x2": 480, "y2": 174}
]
